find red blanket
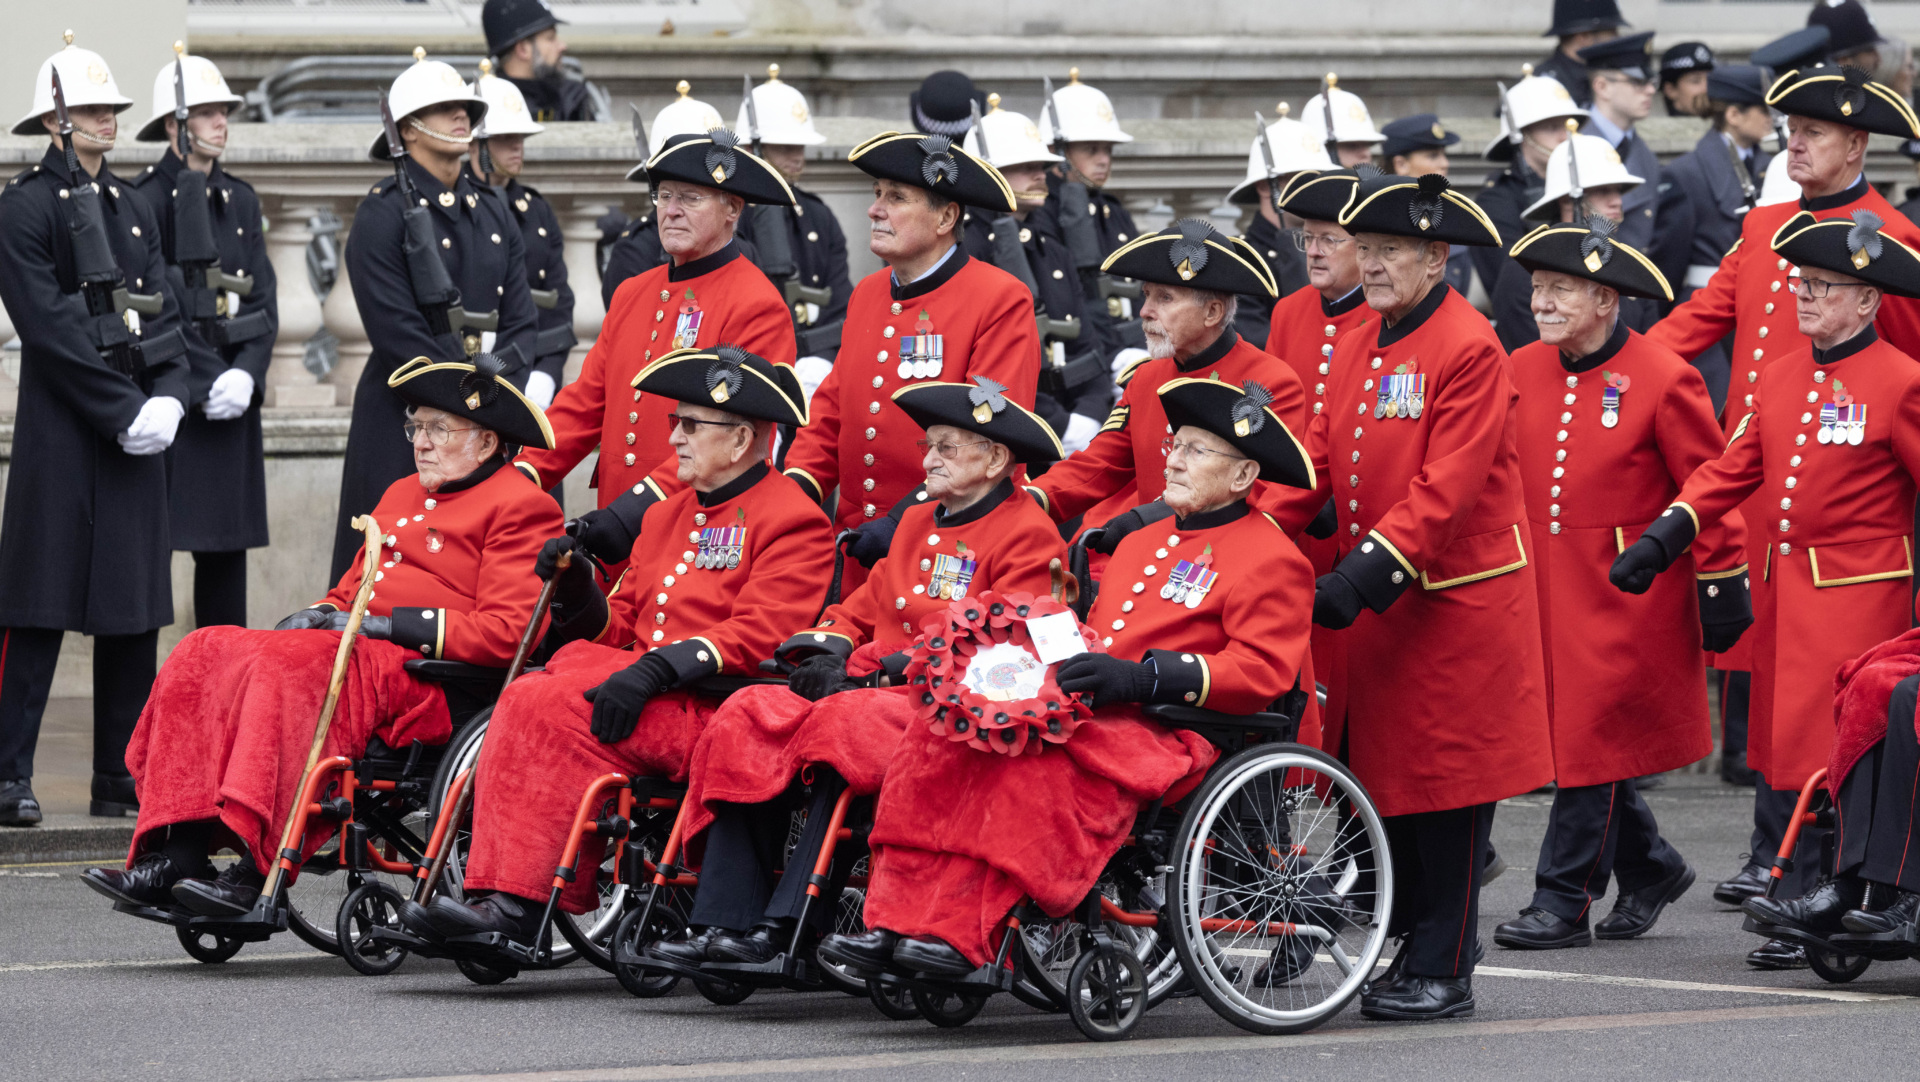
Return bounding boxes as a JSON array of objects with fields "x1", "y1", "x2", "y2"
[
  {"x1": 123, "y1": 628, "x2": 448, "y2": 872},
  {"x1": 1829, "y1": 628, "x2": 1920, "y2": 796},
  {"x1": 862, "y1": 707, "x2": 1217, "y2": 965}
]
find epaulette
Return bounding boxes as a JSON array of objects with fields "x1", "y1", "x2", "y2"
[
  {"x1": 222, "y1": 172, "x2": 257, "y2": 193},
  {"x1": 518, "y1": 183, "x2": 543, "y2": 200},
  {"x1": 6, "y1": 165, "x2": 40, "y2": 188},
  {"x1": 369, "y1": 178, "x2": 392, "y2": 196},
  {"x1": 1115, "y1": 354, "x2": 1153, "y2": 386}
]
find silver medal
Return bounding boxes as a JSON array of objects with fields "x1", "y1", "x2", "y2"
[
  {"x1": 1159, "y1": 582, "x2": 1177, "y2": 600},
  {"x1": 897, "y1": 360, "x2": 913, "y2": 380},
  {"x1": 1601, "y1": 410, "x2": 1618, "y2": 429},
  {"x1": 1848, "y1": 423, "x2": 1865, "y2": 446},
  {"x1": 1184, "y1": 591, "x2": 1203, "y2": 610},
  {"x1": 1818, "y1": 425, "x2": 1833, "y2": 445},
  {"x1": 727, "y1": 550, "x2": 741, "y2": 569},
  {"x1": 1408, "y1": 397, "x2": 1423, "y2": 420}
]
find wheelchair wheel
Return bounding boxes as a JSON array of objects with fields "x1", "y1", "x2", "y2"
[
  {"x1": 1013, "y1": 868, "x2": 1182, "y2": 1013},
  {"x1": 456, "y1": 957, "x2": 518, "y2": 985},
  {"x1": 287, "y1": 831, "x2": 417, "y2": 957},
  {"x1": 610, "y1": 896, "x2": 684, "y2": 999},
  {"x1": 1808, "y1": 947, "x2": 1871, "y2": 983},
  {"x1": 336, "y1": 881, "x2": 410, "y2": 976},
  {"x1": 1166, "y1": 742, "x2": 1392, "y2": 1036},
  {"x1": 1066, "y1": 944, "x2": 1147, "y2": 1042},
  {"x1": 176, "y1": 924, "x2": 243, "y2": 964},
  {"x1": 427, "y1": 708, "x2": 492, "y2": 826},
  {"x1": 696, "y1": 976, "x2": 754, "y2": 1005},
  {"x1": 911, "y1": 987, "x2": 986, "y2": 1028},
  {"x1": 866, "y1": 978, "x2": 922, "y2": 1019}
]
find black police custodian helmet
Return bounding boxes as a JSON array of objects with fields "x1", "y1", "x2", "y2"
[
  {"x1": 640, "y1": 131, "x2": 797, "y2": 206},
  {"x1": 909, "y1": 71, "x2": 986, "y2": 139},
  {"x1": 892, "y1": 377, "x2": 1063, "y2": 464},
  {"x1": 388, "y1": 354, "x2": 555, "y2": 451},
  {"x1": 849, "y1": 131, "x2": 1016, "y2": 213},
  {"x1": 1808, "y1": 0, "x2": 1889, "y2": 59},
  {"x1": 1544, "y1": 0, "x2": 1628, "y2": 38},
  {"x1": 1278, "y1": 167, "x2": 1371, "y2": 224},
  {"x1": 1101, "y1": 219, "x2": 1279, "y2": 298},
  {"x1": 1771, "y1": 210, "x2": 1920, "y2": 299},
  {"x1": 483, "y1": 0, "x2": 565, "y2": 57},
  {"x1": 1157, "y1": 377, "x2": 1315, "y2": 490},
  {"x1": 633, "y1": 346, "x2": 809, "y2": 427},
  {"x1": 1766, "y1": 63, "x2": 1920, "y2": 138},
  {"x1": 1378, "y1": 115, "x2": 1459, "y2": 162},
  {"x1": 1338, "y1": 172, "x2": 1504, "y2": 247},
  {"x1": 1508, "y1": 218, "x2": 1673, "y2": 301}
]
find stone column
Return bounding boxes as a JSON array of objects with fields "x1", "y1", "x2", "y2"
[
  {"x1": 558, "y1": 196, "x2": 612, "y2": 383},
  {"x1": 322, "y1": 204, "x2": 370, "y2": 407},
  {"x1": 260, "y1": 196, "x2": 335, "y2": 408}
]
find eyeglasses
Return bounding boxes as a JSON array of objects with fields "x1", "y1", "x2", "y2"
[
  {"x1": 915, "y1": 437, "x2": 991, "y2": 458},
  {"x1": 403, "y1": 420, "x2": 480, "y2": 446},
  {"x1": 1597, "y1": 72, "x2": 1655, "y2": 90},
  {"x1": 1288, "y1": 229, "x2": 1353, "y2": 253},
  {"x1": 1161, "y1": 437, "x2": 1248, "y2": 463},
  {"x1": 668, "y1": 413, "x2": 746, "y2": 435},
  {"x1": 1788, "y1": 277, "x2": 1870, "y2": 299},
  {"x1": 653, "y1": 189, "x2": 716, "y2": 211}
]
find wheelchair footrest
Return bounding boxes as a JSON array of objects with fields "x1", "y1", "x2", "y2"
[
  {"x1": 440, "y1": 930, "x2": 546, "y2": 967},
  {"x1": 701, "y1": 952, "x2": 819, "y2": 988},
  {"x1": 1741, "y1": 914, "x2": 1836, "y2": 954},
  {"x1": 112, "y1": 900, "x2": 191, "y2": 928},
  {"x1": 873, "y1": 962, "x2": 1013, "y2": 996},
  {"x1": 1827, "y1": 930, "x2": 1915, "y2": 961}
]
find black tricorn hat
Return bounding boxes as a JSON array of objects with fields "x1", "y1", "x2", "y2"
[
  {"x1": 1338, "y1": 172, "x2": 1504, "y2": 247},
  {"x1": 1277, "y1": 166, "x2": 1372, "y2": 224},
  {"x1": 632, "y1": 345, "x2": 809, "y2": 426},
  {"x1": 1771, "y1": 210, "x2": 1920, "y2": 299},
  {"x1": 1508, "y1": 218, "x2": 1673, "y2": 301},
  {"x1": 1765, "y1": 64, "x2": 1920, "y2": 139},
  {"x1": 849, "y1": 131, "x2": 1015, "y2": 212},
  {"x1": 892, "y1": 377, "x2": 1064, "y2": 464},
  {"x1": 1157, "y1": 377, "x2": 1315, "y2": 490},
  {"x1": 387, "y1": 355, "x2": 555, "y2": 450},
  {"x1": 1100, "y1": 219, "x2": 1279, "y2": 297},
  {"x1": 637, "y1": 131, "x2": 797, "y2": 205}
]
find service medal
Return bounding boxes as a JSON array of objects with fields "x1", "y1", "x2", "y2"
[
  {"x1": 1601, "y1": 385, "x2": 1620, "y2": 428},
  {"x1": 1406, "y1": 373, "x2": 1426, "y2": 419},
  {"x1": 1183, "y1": 565, "x2": 1218, "y2": 609},
  {"x1": 673, "y1": 288, "x2": 704, "y2": 350},
  {"x1": 1847, "y1": 403, "x2": 1867, "y2": 446},
  {"x1": 898, "y1": 360, "x2": 914, "y2": 380},
  {"x1": 1818, "y1": 403, "x2": 1838, "y2": 444}
]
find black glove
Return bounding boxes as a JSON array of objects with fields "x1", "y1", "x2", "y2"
[
  {"x1": 1609, "y1": 536, "x2": 1671, "y2": 596},
  {"x1": 1304, "y1": 498, "x2": 1338, "y2": 541},
  {"x1": 535, "y1": 535, "x2": 599, "y2": 610},
  {"x1": 325, "y1": 610, "x2": 392, "y2": 639},
  {"x1": 1088, "y1": 501, "x2": 1173, "y2": 555},
  {"x1": 1702, "y1": 617, "x2": 1751, "y2": 654},
  {"x1": 1312, "y1": 573, "x2": 1364, "y2": 630},
  {"x1": 571, "y1": 486, "x2": 657, "y2": 565},
  {"x1": 876, "y1": 651, "x2": 912, "y2": 686},
  {"x1": 1057, "y1": 653, "x2": 1159, "y2": 709},
  {"x1": 583, "y1": 653, "x2": 675, "y2": 744},
  {"x1": 790, "y1": 653, "x2": 858, "y2": 701},
  {"x1": 1699, "y1": 575, "x2": 1754, "y2": 654},
  {"x1": 275, "y1": 607, "x2": 333, "y2": 631},
  {"x1": 845, "y1": 515, "x2": 898, "y2": 569}
]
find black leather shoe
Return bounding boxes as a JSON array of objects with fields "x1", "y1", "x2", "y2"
[
  {"x1": 89, "y1": 772, "x2": 138, "y2": 818},
  {"x1": 1721, "y1": 752, "x2": 1758, "y2": 787},
  {"x1": 1713, "y1": 860, "x2": 1770, "y2": 906},
  {"x1": 708, "y1": 926, "x2": 783, "y2": 965},
  {"x1": 81, "y1": 853, "x2": 192, "y2": 907},
  {"x1": 424, "y1": 893, "x2": 544, "y2": 942},
  {"x1": 1483, "y1": 848, "x2": 1507, "y2": 886},
  {"x1": 172, "y1": 861, "x2": 266, "y2": 918},
  {"x1": 1842, "y1": 891, "x2": 1920, "y2": 935},
  {"x1": 893, "y1": 936, "x2": 976, "y2": 976},
  {"x1": 396, "y1": 899, "x2": 446, "y2": 943},
  {"x1": 1362, "y1": 947, "x2": 1406, "y2": 996},
  {"x1": 818, "y1": 929, "x2": 900, "y2": 973},
  {"x1": 1595, "y1": 863, "x2": 1696, "y2": 940},
  {"x1": 1742, "y1": 877, "x2": 1865, "y2": 940},
  {"x1": 1359, "y1": 974, "x2": 1475, "y2": 1021},
  {"x1": 0, "y1": 779, "x2": 42, "y2": 827},
  {"x1": 1746, "y1": 938, "x2": 1807, "y2": 969},
  {"x1": 1251, "y1": 936, "x2": 1317, "y2": 986},
  {"x1": 647, "y1": 928, "x2": 719, "y2": 966},
  {"x1": 1493, "y1": 907, "x2": 1590, "y2": 950}
]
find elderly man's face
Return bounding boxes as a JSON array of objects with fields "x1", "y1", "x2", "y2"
[
  {"x1": 655, "y1": 180, "x2": 742, "y2": 261},
  {"x1": 1354, "y1": 233, "x2": 1447, "y2": 322},
  {"x1": 1162, "y1": 425, "x2": 1258, "y2": 517},
  {"x1": 1793, "y1": 266, "x2": 1881, "y2": 344},
  {"x1": 920, "y1": 423, "x2": 1008, "y2": 506},
  {"x1": 1785, "y1": 115, "x2": 1869, "y2": 189},
  {"x1": 1140, "y1": 284, "x2": 1227, "y2": 361},
  {"x1": 409, "y1": 405, "x2": 499, "y2": 490},
  {"x1": 1530, "y1": 270, "x2": 1614, "y2": 350},
  {"x1": 667, "y1": 401, "x2": 758, "y2": 489},
  {"x1": 867, "y1": 179, "x2": 956, "y2": 264},
  {"x1": 1302, "y1": 220, "x2": 1360, "y2": 294}
]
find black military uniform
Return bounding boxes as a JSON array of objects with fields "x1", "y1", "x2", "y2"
[
  {"x1": 762, "y1": 186, "x2": 853, "y2": 358},
  {"x1": 477, "y1": 170, "x2": 576, "y2": 390},
  {"x1": 1537, "y1": 0, "x2": 1631, "y2": 109},
  {"x1": 0, "y1": 146, "x2": 197, "y2": 817},
  {"x1": 333, "y1": 157, "x2": 537, "y2": 580},
  {"x1": 1474, "y1": 155, "x2": 1549, "y2": 352},
  {"x1": 482, "y1": 0, "x2": 595, "y2": 123},
  {"x1": 127, "y1": 150, "x2": 278, "y2": 628}
]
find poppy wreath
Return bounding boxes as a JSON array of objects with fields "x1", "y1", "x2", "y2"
[{"x1": 904, "y1": 590, "x2": 1100, "y2": 756}]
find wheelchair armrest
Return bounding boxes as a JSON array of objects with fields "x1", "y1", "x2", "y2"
[
  {"x1": 1141, "y1": 703, "x2": 1299, "y2": 745},
  {"x1": 403, "y1": 659, "x2": 510, "y2": 686},
  {"x1": 686, "y1": 674, "x2": 789, "y2": 699}
]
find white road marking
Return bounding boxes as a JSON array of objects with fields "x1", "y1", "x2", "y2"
[
  {"x1": 1471, "y1": 963, "x2": 1912, "y2": 1003},
  {"x1": 0, "y1": 951, "x2": 327, "y2": 974}
]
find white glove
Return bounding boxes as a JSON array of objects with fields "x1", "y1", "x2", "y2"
[
  {"x1": 524, "y1": 370, "x2": 557, "y2": 411},
  {"x1": 118, "y1": 396, "x2": 185, "y2": 456},
  {"x1": 1111, "y1": 347, "x2": 1152, "y2": 385},
  {"x1": 1062, "y1": 412, "x2": 1101, "y2": 455},
  {"x1": 201, "y1": 368, "x2": 255, "y2": 421},
  {"x1": 794, "y1": 355, "x2": 834, "y2": 407}
]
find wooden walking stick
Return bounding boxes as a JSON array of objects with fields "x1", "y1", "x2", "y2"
[{"x1": 259, "y1": 514, "x2": 385, "y2": 904}]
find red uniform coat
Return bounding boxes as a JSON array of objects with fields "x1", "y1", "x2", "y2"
[
  {"x1": 782, "y1": 251, "x2": 1040, "y2": 542},
  {"x1": 514, "y1": 244, "x2": 795, "y2": 505},
  {"x1": 1669, "y1": 331, "x2": 1920, "y2": 789},
  {"x1": 862, "y1": 503, "x2": 1311, "y2": 965},
  {"x1": 464, "y1": 464, "x2": 835, "y2": 910},
  {"x1": 1286, "y1": 285, "x2": 1554, "y2": 816},
  {"x1": 1513, "y1": 327, "x2": 1748, "y2": 786},
  {"x1": 1645, "y1": 181, "x2": 1920, "y2": 669}
]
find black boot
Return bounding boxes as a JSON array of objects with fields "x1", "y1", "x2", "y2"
[
  {"x1": 1713, "y1": 859, "x2": 1770, "y2": 905},
  {"x1": 0, "y1": 779, "x2": 42, "y2": 827},
  {"x1": 1745, "y1": 938, "x2": 1807, "y2": 969},
  {"x1": 82, "y1": 853, "x2": 193, "y2": 907},
  {"x1": 1251, "y1": 935, "x2": 1317, "y2": 986},
  {"x1": 1594, "y1": 864, "x2": 1696, "y2": 940},
  {"x1": 423, "y1": 892, "x2": 546, "y2": 943},
  {"x1": 648, "y1": 928, "x2": 721, "y2": 965},
  {"x1": 818, "y1": 929, "x2": 900, "y2": 972},
  {"x1": 1842, "y1": 891, "x2": 1920, "y2": 936},
  {"x1": 892, "y1": 936, "x2": 975, "y2": 976},
  {"x1": 172, "y1": 860, "x2": 266, "y2": 918},
  {"x1": 1360, "y1": 974, "x2": 1475, "y2": 1021},
  {"x1": 1742, "y1": 877, "x2": 1866, "y2": 940},
  {"x1": 1493, "y1": 907, "x2": 1590, "y2": 950},
  {"x1": 89, "y1": 772, "x2": 138, "y2": 818},
  {"x1": 708, "y1": 925, "x2": 786, "y2": 965}
]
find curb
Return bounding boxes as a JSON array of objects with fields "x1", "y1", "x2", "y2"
[{"x1": 0, "y1": 815, "x2": 135, "y2": 865}]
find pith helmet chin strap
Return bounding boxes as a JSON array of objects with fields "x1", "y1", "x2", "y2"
[{"x1": 409, "y1": 116, "x2": 473, "y2": 146}]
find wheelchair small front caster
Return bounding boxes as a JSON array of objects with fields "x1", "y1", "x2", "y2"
[
  {"x1": 912, "y1": 987, "x2": 986, "y2": 1028},
  {"x1": 610, "y1": 903, "x2": 684, "y2": 999},
  {"x1": 1067, "y1": 944, "x2": 1146, "y2": 1041},
  {"x1": 1807, "y1": 946, "x2": 1870, "y2": 983},
  {"x1": 695, "y1": 975, "x2": 754, "y2": 1005},
  {"x1": 176, "y1": 924, "x2": 243, "y2": 964},
  {"x1": 336, "y1": 882, "x2": 410, "y2": 976},
  {"x1": 866, "y1": 978, "x2": 921, "y2": 1020},
  {"x1": 456, "y1": 957, "x2": 518, "y2": 985}
]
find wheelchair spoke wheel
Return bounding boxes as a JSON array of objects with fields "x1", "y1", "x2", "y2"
[
  {"x1": 911, "y1": 987, "x2": 986, "y2": 1028},
  {"x1": 696, "y1": 976, "x2": 754, "y2": 1005},
  {"x1": 816, "y1": 855, "x2": 873, "y2": 996},
  {"x1": 176, "y1": 924, "x2": 244, "y2": 964},
  {"x1": 1067, "y1": 944, "x2": 1147, "y2": 1041},
  {"x1": 610, "y1": 894, "x2": 685, "y2": 999},
  {"x1": 1166, "y1": 743, "x2": 1392, "y2": 1035},
  {"x1": 866, "y1": 977, "x2": 922, "y2": 1019},
  {"x1": 336, "y1": 881, "x2": 410, "y2": 976},
  {"x1": 288, "y1": 826, "x2": 419, "y2": 958},
  {"x1": 456, "y1": 956, "x2": 518, "y2": 985},
  {"x1": 1808, "y1": 947, "x2": 1871, "y2": 983}
]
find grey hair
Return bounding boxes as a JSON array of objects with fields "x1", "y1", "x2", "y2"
[{"x1": 1186, "y1": 287, "x2": 1240, "y2": 325}]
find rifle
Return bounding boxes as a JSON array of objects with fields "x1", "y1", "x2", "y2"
[
  {"x1": 1321, "y1": 73, "x2": 1342, "y2": 163},
  {"x1": 1496, "y1": 80, "x2": 1518, "y2": 159},
  {"x1": 51, "y1": 64, "x2": 165, "y2": 386},
  {"x1": 971, "y1": 97, "x2": 1041, "y2": 301},
  {"x1": 1045, "y1": 73, "x2": 1106, "y2": 280},
  {"x1": 379, "y1": 90, "x2": 500, "y2": 359},
  {"x1": 1564, "y1": 117, "x2": 1588, "y2": 221},
  {"x1": 1255, "y1": 108, "x2": 1286, "y2": 221},
  {"x1": 166, "y1": 44, "x2": 260, "y2": 350},
  {"x1": 740, "y1": 74, "x2": 831, "y2": 320},
  {"x1": 629, "y1": 102, "x2": 649, "y2": 161},
  {"x1": 475, "y1": 60, "x2": 498, "y2": 180}
]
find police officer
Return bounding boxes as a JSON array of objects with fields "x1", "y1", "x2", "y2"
[
  {"x1": 480, "y1": 0, "x2": 598, "y2": 123},
  {"x1": 1812, "y1": 0, "x2": 1914, "y2": 99},
  {"x1": 0, "y1": 34, "x2": 196, "y2": 825},
  {"x1": 1537, "y1": 0, "x2": 1629, "y2": 109},
  {"x1": 128, "y1": 47, "x2": 277, "y2": 631},
  {"x1": 1301, "y1": 74, "x2": 1385, "y2": 168},
  {"x1": 963, "y1": 96, "x2": 1118, "y2": 452},
  {"x1": 1896, "y1": 139, "x2": 1920, "y2": 225},
  {"x1": 1575, "y1": 32, "x2": 1661, "y2": 255},
  {"x1": 1380, "y1": 114, "x2": 1472, "y2": 296},
  {"x1": 1224, "y1": 102, "x2": 1332, "y2": 343},
  {"x1": 1648, "y1": 64, "x2": 1773, "y2": 413},
  {"x1": 1475, "y1": 66, "x2": 1587, "y2": 351},
  {"x1": 468, "y1": 61, "x2": 574, "y2": 413},
  {"x1": 332, "y1": 49, "x2": 537, "y2": 580},
  {"x1": 1659, "y1": 42, "x2": 1715, "y2": 118}
]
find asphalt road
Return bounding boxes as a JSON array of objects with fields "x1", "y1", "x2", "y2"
[{"x1": 4, "y1": 773, "x2": 1916, "y2": 1082}]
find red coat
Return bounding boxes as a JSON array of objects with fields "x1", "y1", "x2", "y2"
[
  {"x1": 1288, "y1": 285, "x2": 1553, "y2": 816},
  {"x1": 1670, "y1": 332, "x2": 1920, "y2": 789},
  {"x1": 783, "y1": 251, "x2": 1040, "y2": 536},
  {"x1": 321, "y1": 462, "x2": 563, "y2": 665},
  {"x1": 514, "y1": 245, "x2": 795, "y2": 505},
  {"x1": 1513, "y1": 328, "x2": 1747, "y2": 786}
]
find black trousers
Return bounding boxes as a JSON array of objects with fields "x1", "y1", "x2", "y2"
[
  {"x1": 1384, "y1": 803, "x2": 1494, "y2": 978},
  {"x1": 1750, "y1": 774, "x2": 1828, "y2": 897},
  {"x1": 1531, "y1": 779, "x2": 1684, "y2": 923},
  {"x1": 0, "y1": 627, "x2": 157, "y2": 782},
  {"x1": 191, "y1": 550, "x2": 248, "y2": 629},
  {"x1": 687, "y1": 769, "x2": 858, "y2": 936},
  {"x1": 1720, "y1": 669, "x2": 1750, "y2": 763},
  {"x1": 1835, "y1": 674, "x2": 1920, "y2": 893}
]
